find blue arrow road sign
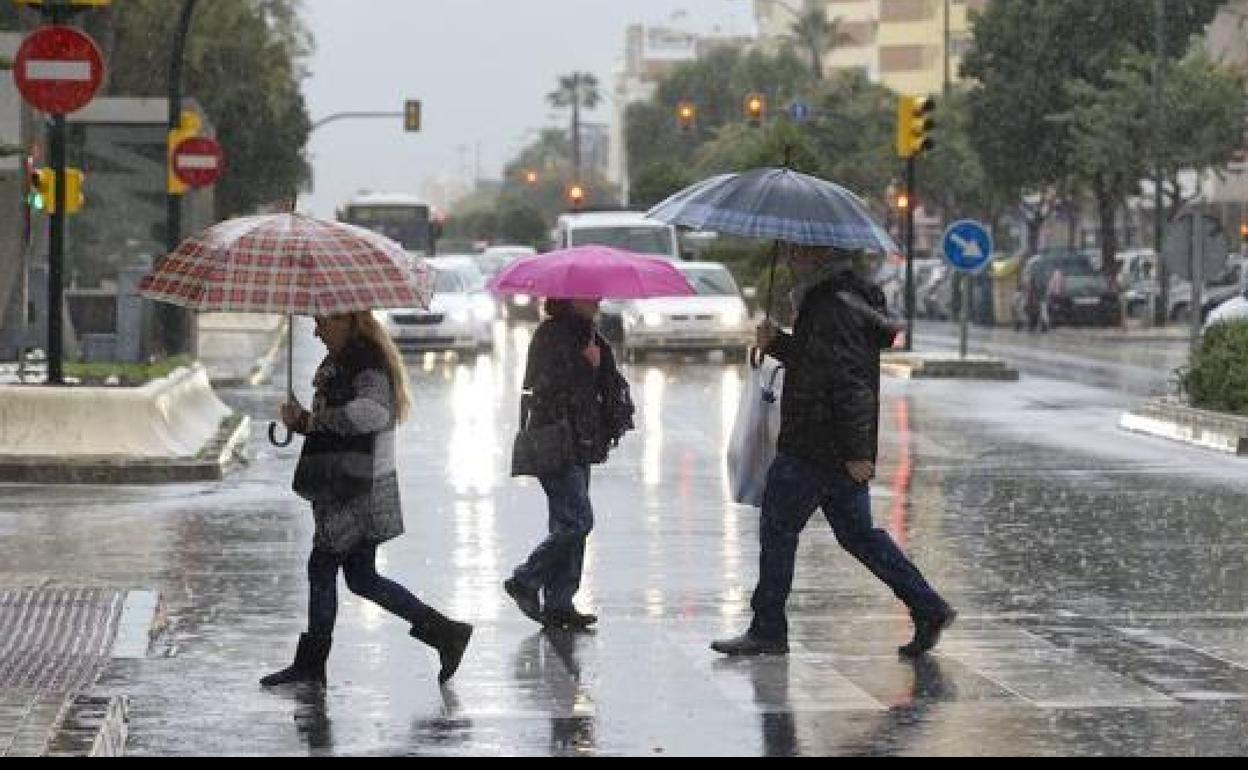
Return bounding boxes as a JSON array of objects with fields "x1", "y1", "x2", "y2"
[
  {"x1": 787, "y1": 101, "x2": 810, "y2": 122},
  {"x1": 941, "y1": 219, "x2": 993, "y2": 274}
]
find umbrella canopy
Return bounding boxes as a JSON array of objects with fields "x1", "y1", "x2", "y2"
[
  {"x1": 488, "y1": 245, "x2": 694, "y2": 300},
  {"x1": 646, "y1": 167, "x2": 897, "y2": 253},
  {"x1": 139, "y1": 213, "x2": 434, "y2": 315}
]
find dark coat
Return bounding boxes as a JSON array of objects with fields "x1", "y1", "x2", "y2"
[
  {"x1": 522, "y1": 313, "x2": 620, "y2": 466},
  {"x1": 765, "y1": 264, "x2": 899, "y2": 475},
  {"x1": 292, "y1": 337, "x2": 404, "y2": 554}
]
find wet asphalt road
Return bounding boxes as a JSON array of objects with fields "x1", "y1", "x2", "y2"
[{"x1": 3, "y1": 319, "x2": 1248, "y2": 755}]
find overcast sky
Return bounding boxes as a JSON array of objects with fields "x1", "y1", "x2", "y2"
[{"x1": 299, "y1": 0, "x2": 756, "y2": 217}]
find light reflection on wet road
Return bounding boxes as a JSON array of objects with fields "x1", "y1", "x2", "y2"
[{"x1": 3, "y1": 318, "x2": 1248, "y2": 755}]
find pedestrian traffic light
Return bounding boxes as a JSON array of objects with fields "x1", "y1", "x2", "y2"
[
  {"x1": 676, "y1": 101, "x2": 696, "y2": 133},
  {"x1": 28, "y1": 167, "x2": 84, "y2": 214},
  {"x1": 896, "y1": 95, "x2": 935, "y2": 158},
  {"x1": 895, "y1": 192, "x2": 910, "y2": 211},
  {"x1": 28, "y1": 167, "x2": 52, "y2": 212},
  {"x1": 567, "y1": 183, "x2": 586, "y2": 209},
  {"x1": 167, "y1": 109, "x2": 201, "y2": 195},
  {"x1": 404, "y1": 99, "x2": 421, "y2": 132},
  {"x1": 744, "y1": 93, "x2": 765, "y2": 125}
]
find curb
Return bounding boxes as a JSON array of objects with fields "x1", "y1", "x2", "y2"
[
  {"x1": 43, "y1": 695, "x2": 129, "y2": 757},
  {"x1": 0, "y1": 412, "x2": 250, "y2": 484},
  {"x1": 882, "y1": 353, "x2": 1020, "y2": 381},
  {"x1": 1119, "y1": 398, "x2": 1248, "y2": 455}
]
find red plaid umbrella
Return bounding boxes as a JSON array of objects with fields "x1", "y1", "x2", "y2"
[
  {"x1": 139, "y1": 213, "x2": 433, "y2": 314},
  {"x1": 140, "y1": 212, "x2": 434, "y2": 446}
]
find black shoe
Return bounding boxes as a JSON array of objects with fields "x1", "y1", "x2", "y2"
[
  {"x1": 710, "y1": 632, "x2": 789, "y2": 656},
  {"x1": 260, "y1": 633, "x2": 331, "y2": 687},
  {"x1": 543, "y1": 607, "x2": 597, "y2": 630},
  {"x1": 503, "y1": 577, "x2": 543, "y2": 623},
  {"x1": 435, "y1": 621, "x2": 473, "y2": 685},
  {"x1": 898, "y1": 605, "x2": 957, "y2": 658}
]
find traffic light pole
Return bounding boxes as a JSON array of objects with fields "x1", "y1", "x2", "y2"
[
  {"x1": 43, "y1": 3, "x2": 70, "y2": 384},
  {"x1": 903, "y1": 156, "x2": 916, "y2": 352},
  {"x1": 161, "y1": 0, "x2": 198, "y2": 358}
]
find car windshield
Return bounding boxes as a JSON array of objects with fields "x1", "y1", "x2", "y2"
[
  {"x1": 434, "y1": 269, "x2": 464, "y2": 294},
  {"x1": 474, "y1": 254, "x2": 510, "y2": 277},
  {"x1": 680, "y1": 266, "x2": 739, "y2": 296},
  {"x1": 571, "y1": 226, "x2": 673, "y2": 256}
]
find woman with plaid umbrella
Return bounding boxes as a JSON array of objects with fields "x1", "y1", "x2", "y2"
[{"x1": 140, "y1": 213, "x2": 472, "y2": 686}]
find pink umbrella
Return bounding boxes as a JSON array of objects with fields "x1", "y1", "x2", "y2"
[{"x1": 488, "y1": 245, "x2": 694, "y2": 300}]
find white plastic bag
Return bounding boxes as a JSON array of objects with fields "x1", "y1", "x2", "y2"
[{"x1": 726, "y1": 358, "x2": 784, "y2": 507}]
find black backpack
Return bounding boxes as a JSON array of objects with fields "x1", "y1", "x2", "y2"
[{"x1": 599, "y1": 360, "x2": 635, "y2": 447}]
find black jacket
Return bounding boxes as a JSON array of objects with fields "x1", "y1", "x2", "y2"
[
  {"x1": 766, "y1": 265, "x2": 899, "y2": 475},
  {"x1": 522, "y1": 313, "x2": 621, "y2": 465}
]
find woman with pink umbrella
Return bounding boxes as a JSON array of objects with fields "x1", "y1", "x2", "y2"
[{"x1": 491, "y1": 245, "x2": 693, "y2": 629}]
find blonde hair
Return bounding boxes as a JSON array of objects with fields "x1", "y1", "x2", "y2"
[{"x1": 348, "y1": 311, "x2": 412, "y2": 423}]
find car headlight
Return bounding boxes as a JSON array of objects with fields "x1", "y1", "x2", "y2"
[
  {"x1": 643, "y1": 312, "x2": 663, "y2": 327},
  {"x1": 720, "y1": 307, "x2": 746, "y2": 327},
  {"x1": 513, "y1": 294, "x2": 531, "y2": 307},
  {"x1": 472, "y1": 299, "x2": 496, "y2": 322},
  {"x1": 451, "y1": 309, "x2": 470, "y2": 324}
]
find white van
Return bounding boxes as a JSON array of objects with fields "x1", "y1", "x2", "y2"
[{"x1": 553, "y1": 211, "x2": 682, "y2": 260}]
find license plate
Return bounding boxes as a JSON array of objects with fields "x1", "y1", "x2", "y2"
[{"x1": 1074, "y1": 297, "x2": 1100, "y2": 306}]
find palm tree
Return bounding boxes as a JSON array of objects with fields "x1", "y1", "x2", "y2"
[
  {"x1": 547, "y1": 72, "x2": 601, "y2": 177},
  {"x1": 789, "y1": 4, "x2": 846, "y2": 80}
]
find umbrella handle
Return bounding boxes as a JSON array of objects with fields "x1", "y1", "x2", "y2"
[
  {"x1": 749, "y1": 345, "x2": 764, "y2": 370},
  {"x1": 268, "y1": 421, "x2": 294, "y2": 447}
]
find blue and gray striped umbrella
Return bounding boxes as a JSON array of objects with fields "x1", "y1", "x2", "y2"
[{"x1": 646, "y1": 167, "x2": 897, "y2": 253}]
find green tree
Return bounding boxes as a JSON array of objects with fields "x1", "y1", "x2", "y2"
[
  {"x1": 548, "y1": 72, "x2": 600, "y2": 177},
  {"x1": 629, "y1": 160, "x2": 695, "y2": 209},
  {"x1": 103, "y1": 0, "x2": 312, "y2": 219},
  {"x1": 961, "y1": 0, "x2": 1224, "y2": 257},
  {"x1": 494, "y1": 197, "x2": 548, "y2": 247}
]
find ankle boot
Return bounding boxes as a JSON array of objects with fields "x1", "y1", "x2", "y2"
[
  {"x1": 260, "y1": 632, "x2": 332, "y2": 687},
  {"x1": 410, "y1": 618, "x2": 474, "y2": 684}
]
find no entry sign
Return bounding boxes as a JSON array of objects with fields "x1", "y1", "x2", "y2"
[
  {"x1": 13, "y1": 25, "x2": 104, "y2": 114},
  {"x1": 172, "y1": 136, "x2": 224, "y2": 187}
]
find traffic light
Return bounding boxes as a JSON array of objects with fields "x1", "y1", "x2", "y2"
[
  {"x1": 895, "y1": 192, "x2": 910, "y2": 211},
  {"x1": 676, "y1": 101, "x2": 696, "y2": 133},
  {"x1": 567, "y1": 183, "x2": 586, "y2": 209},
  {"x1": 29, "y1": 167, "x2": 52, "y2": 212},
  {"x1": 28, "y1": 167, "x2": 84, "y2": 214},
  {"x1": 404, "y1": 99, "x2": 421, "y2": 132},
  {"x1": 744, "y1": 92, "x2": 765, "y2": 125},
  {"x1": 524, "y1": 169, "x2": 539, "y2": 185},
  {"x1": 1240, "y1": 220, "x2": 1248, "y2": 242},
  {"x1": 168, "y1": 109, "x2": 201, "y2": 195},
  {"x1": 896, "y1": 95, "x2": 935, "y2": 158}
]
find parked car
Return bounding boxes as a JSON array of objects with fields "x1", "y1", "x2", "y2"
[
  {"x1": 620, "y1": 262, "x2": 752, "y2": 361},
  {"x1": 1201, "y1": 256, "x2": 1248, "y2": 332},
  {"x1": 375, "y1": 258, "x2": 495, "y2": 352},
  {"x1": 1125, "y1": 254, "x2": 1247, "y2": 322},
  {"x1": 1024, "y1": 249, "x2": 1121, "y2": 327}
]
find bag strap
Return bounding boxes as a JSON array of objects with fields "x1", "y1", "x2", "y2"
[{"x1": 518, "y1": 389, "x2": 533, "y2": 429}]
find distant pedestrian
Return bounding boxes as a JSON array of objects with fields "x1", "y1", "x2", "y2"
[
  {"x1": 503, "y1": 298, "x2": 633, "y2": 630},
  {"x1": 262, "y1": 311, "x2": 472, "y2": 688},
  {"x1": 712, "y1": 243, "x2": 956, "y2": 658}
]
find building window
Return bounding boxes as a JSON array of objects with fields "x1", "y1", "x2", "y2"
[
  {"x1": 839, "y1": 20, "x2": 877, "y2": 47},
  {"x1": 880, "y1": 44, "x2": 929, "y2": 72},
  {"x1": 880, "y1": 0, "x2": 935, "y2": 23}
]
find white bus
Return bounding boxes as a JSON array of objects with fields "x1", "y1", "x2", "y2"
[{"x1": 337, "y1": 192, "x2": 439, "y2": 256}]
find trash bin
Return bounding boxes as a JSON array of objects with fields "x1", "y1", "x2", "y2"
[{"x1": 989, "y1": 256, "x2": 1023, "y2": 326}]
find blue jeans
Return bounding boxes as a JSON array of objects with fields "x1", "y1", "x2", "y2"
[
  {"x1": 512, "y1": 464, "x2": 593, "y2": 612},
  {"x1": 748, "y1": 453, "x2": 947, "y2": 642},
  {"x1": 307, "y1": 543, "x2": 446, "y2": 639}
]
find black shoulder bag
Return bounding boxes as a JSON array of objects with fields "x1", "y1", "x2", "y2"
[{"x1": 510, "y1": 390, "x2": 575, "y2": 478}]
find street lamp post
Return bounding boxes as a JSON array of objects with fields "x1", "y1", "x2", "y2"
[{"x1": 1153, "y1": 0, "x2": 1168, "y2": 328}]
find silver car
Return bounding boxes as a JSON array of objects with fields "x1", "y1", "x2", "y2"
[
  {"x1": 621, "y1": 262, "x2": 753, "y2": 361},
  {"x1": 375, "y1": 261, "x2": 495, "y2": 353}
]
